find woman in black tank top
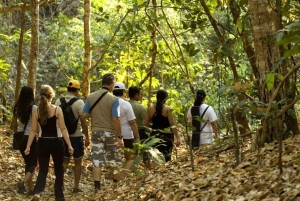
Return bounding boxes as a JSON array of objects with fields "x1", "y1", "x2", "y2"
[
  {"x1": 144, "y1": 90, "x2": 181, "y2": 162},
  {"x1": 25, "y1": 85, "x2": 74, "y2": 201}
]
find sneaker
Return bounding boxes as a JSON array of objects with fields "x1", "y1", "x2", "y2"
[
  {"x1": 17, "y1": 181, "x2": 25, "y2": 194},
  {"x1": 31, "y1": 194, "x2": 40, "y2": 201},
  {"x1": 27, "y1": 190, "x2": 34, "y2": 196},
  {"x1": 72, "y1": 188, "x2": 83, "y2": 193}
]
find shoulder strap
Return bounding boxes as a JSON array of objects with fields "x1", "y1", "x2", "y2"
[
  {"x1": 68, "y1": 97, "x2": 78, "y2": 106},
  {"x1": 89, "y1": 91, "x2": 108, "y2": 113},
  {"x1": 200, "y1": 106, "x2": 209, "y2": 118},
  {"x1": 23, "y1": 122, "x2": 28, "y2": 131},
  {"x1": 60, "y1": 97, "x2": 66, "y2": 105},
  {"x1": 199, "y1": 106, "x2": 210, "y2": 132}
]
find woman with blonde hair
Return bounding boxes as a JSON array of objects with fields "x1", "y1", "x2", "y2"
[{"x1": 25, "y1": 85, "x2": 74, "y2": 201}]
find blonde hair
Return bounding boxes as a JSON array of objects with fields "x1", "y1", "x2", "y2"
[{"x1": 38, "y1": 85, "x2": 55, "y2": 125}]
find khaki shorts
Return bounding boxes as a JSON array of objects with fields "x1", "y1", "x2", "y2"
[{"x1": 91, "y1": 130, "x2": 123, "y2": 168}]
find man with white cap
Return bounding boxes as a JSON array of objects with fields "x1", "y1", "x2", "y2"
[
  {"x1": 55, "y1": 80, "x2": 89, "y2": 193},
  {"x1": 113, "y1": 82, "x2": 140, "y2": 173}
]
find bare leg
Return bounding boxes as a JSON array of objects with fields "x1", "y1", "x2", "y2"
[
  {"x1": 93, "y1": 167, "x2": 101, "y2": 181},
  {"x1": 63, "y1": 157, "x2": 70, "y2": 172},
  {"x1": 123, "y1": 150, "x2": 135, "y2": 172},
  {"x1": 23, "y1": 172, "x2": 33, "y2": 190},
  {"x1": 73, "y1": 158, "x2": 82, "y2": 189}
]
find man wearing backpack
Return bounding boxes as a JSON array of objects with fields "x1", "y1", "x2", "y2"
[
  {"x1": 54, "y1": 80, "x2": 89, "y2": 193},
  {"x1": 81, "y1": 73, "x2": 124, "y2": 193}
]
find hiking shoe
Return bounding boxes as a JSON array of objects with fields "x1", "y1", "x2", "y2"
[
  {"x1": 17, "y1": 181, "x2": 25, "y2": 194},
  {"x1": 27, "y1": 190, "x2": 34, "y2": 196},
  {"x1": 94, "y1": 188, "x2": 100, "y2": 194},
  {"x1": 55, "y1": 197, "x2": 65, "y2": 201},
  {"x1": 31, "y1": 194, "x2": 40, "y2": 201},
  {"x1": 72, "y1": 188, "x2": 83, "y2": 193}
]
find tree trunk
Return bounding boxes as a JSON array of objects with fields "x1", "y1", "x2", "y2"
[
  {"x1": 82, "y1": 0, "x2": 91, "y2": 101},
  {"x1": 200, "y1": 0, "x2": 250, "y2": 135},
  {"x1": 146, "y1": 0, "x2": 158, "y2": 106},
  {"x1": 14, "y1": 5, "x2": 26, "y2": 103},
  {"x1": 28, "y1": 0, "x2": 39, "y2": 94},
  {"x1": 249, "y1": 0, "x2": 282, "y2": 144}
]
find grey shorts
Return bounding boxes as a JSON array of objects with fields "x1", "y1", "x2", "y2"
[{"x1": 91, "y1": 130, "x2": 123, "y2": 168}]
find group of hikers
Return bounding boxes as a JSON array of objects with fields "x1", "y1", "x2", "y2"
[{"x1": 11, "y1": 73, "x2": 218, "y2": 201}]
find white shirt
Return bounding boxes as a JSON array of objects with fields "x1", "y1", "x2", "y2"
[
  {"x1": 187, "y1": 103, "x2": 217, "y2": 144},
  {"x1": 118, "y1": 98, "x2": 136, "y2": 139},
  {"x1": 17, "y1": 105, "x2": 38, "y2": 136}
]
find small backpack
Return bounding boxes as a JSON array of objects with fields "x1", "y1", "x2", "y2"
[{"x1": 59, "y1": 97, "x2": 79, "y2": 135}]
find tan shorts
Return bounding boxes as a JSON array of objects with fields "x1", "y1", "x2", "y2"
[{"x1": 91, "y1": 130, "x2": 123, "y2": 168}]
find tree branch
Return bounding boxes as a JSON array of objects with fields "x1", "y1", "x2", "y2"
[
  {"x1": 262, "y1": 63, "x2": 300, "y2": 139},
  {"x1": 89, "y1": 10, "x2": 130, "y2": 73},
  {"x1": 0, "y1": 0, "x2": 56, "y2": 14}
]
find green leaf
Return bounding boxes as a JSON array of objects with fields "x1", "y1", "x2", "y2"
[
  {"x1": 193, "y1": 115, "x2": 207, "y2": 123},
  {"x1": 190, "y1": 48, "x2": 200, "y2": 56},
  {"x1": 236, "y1": 16, "x2": 243, "y2": 33},
  {"x1": 137, "y1": 0, "x2": 143, "y2": 5},
  {"x1": 237, "y1": 100, "x2": 247, "y2": 108},
  {"x1": 242, "y1": 107, "x2": 250, "y2": 116},
  {"x1": 217, "y1": 85, "x2": 227, "y2": 96},
  {"x1": 283, "y1": 46, "x2": 300, "y2": 58},
  {"x1": 148, "y1": 148, "x2": 166, "y2": 164},
  {"x1": 296, "y1": 157, "x2": 300, "y2": 165},
  {"x1": 266, "y1": 72, "x2": 275, "y2": 90},
  {"x1": 144, "y1": 137, "x2": 162, "y2": 148}
]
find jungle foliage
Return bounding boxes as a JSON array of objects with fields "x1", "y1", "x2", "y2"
[{"x1": 0, "y1": 0, "x2": 300, "y2": 146}]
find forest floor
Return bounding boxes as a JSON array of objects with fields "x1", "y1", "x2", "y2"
[{"x1": 1, "y1": 125, "x2": 300, "y2": 201}]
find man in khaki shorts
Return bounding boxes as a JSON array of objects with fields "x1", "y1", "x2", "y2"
[{"x1": 81, "y1": 73, "x2": 124, "y2": 193}]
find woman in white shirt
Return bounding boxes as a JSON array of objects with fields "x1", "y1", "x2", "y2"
[
  {"x1": 11, "y1": 86, "x2": 38, "y2": 195},
  {"x1": 187, "y1": 89, "x2": 218, "y2": 148}
]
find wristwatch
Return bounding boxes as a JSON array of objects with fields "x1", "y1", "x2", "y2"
[{"x1": 117, "y1": 135, "x2": 123, "y2": 139}]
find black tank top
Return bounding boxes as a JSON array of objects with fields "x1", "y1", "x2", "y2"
[
  {"x1": 151, "y1": 106, "x2": 170, "y2": 131},
  {"x1": 38, "y1": 107, "x2": 59, "y2": 137}
]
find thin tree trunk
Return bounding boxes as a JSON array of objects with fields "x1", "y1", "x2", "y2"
[
  {"x1": 82, "y1": 0, "x2": 91, "y2": 101},
  {"x1": 14, "y1": 5, "x2": 26, "y2": 103},
  {"x1": 229, "y1": 1, "x2": 258, "y2": 79},
  {"x1": 28, "y1": 0, "x2": 39, "y2": 93},
  {"x1": 146, "y1": 0, "x2": 158, "y2": 106},
  {"x1": 7, "y1": 0, "x2": 13, "y2": 36}
]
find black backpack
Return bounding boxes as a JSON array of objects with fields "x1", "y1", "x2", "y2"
[
  {"x1": 191, "y1": 105, "x2": 209, "y2": 149},
  {"x1": 59, "y1": 97, "x2": 79, "y2": 135}
]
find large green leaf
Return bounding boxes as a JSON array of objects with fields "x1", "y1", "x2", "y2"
[
  {"x1": 144, "y1": 137, "x2": 162, "y2": 148},
  {"x1": 148, "y1": 148, "x2": 166, "y2": 164}
]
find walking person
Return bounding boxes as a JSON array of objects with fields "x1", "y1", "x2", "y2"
[
  {"x1": 113, "y1": 83, "x2": 140, "y2": 173},
  {"x1": 144, "y1": 90, "x2": 181, "y2": 162},
  {"x1": 187, "y1": 89, "x2": 218, "y2": 148},
  {"x1": 128, "y1": 86, "x2": 147, "y2": 141},
  {"x1": 11, "y1": 86, "x2": 38, "y2": 195},
  {"x1": 54, "y1": 80, "x2": 89, "y2": 193},
  {"x1": 81, "y1": 73, "x2": 124, "y2": 193},
  {"x1": 25, "y1": 85, "x2": 74, "y2": 201}
]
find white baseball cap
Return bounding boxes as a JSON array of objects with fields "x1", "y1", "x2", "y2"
[{"x1": 114, "y1": 82, "x2": 126, "y2": 90}]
